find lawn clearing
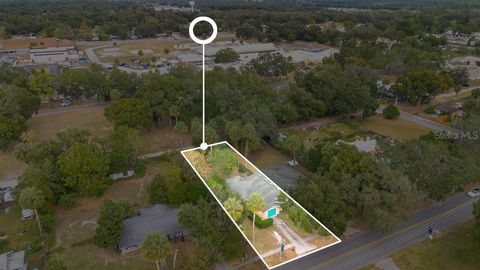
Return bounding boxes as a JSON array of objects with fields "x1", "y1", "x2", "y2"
[
  {"x1": 249, "y1": 145, "x2": 290, "y2": 169},
  {"x1": 142, "y1": 120, "x2": 192, "y2": 152},
  {"x1": 27, "y1": 106, "x2": 112, "y2": 142},
  {"x1": 358, "y1": 115, "x2": 431, "y2": 141},
  {"x1": 0, "y1": 151, "x2": 26, "y2": 182},
  {"x1": 392, "y1": 221, "x2": 480, "y2": 270}
]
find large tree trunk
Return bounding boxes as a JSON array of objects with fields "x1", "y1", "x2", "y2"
[
  {"x1": 156, "y1": 260, "x2": 160, "y2": 270},
  {"x1": 34, "y1": 209, "x2": 43, "y2": 239},
  {"x1": 252, "y1": 213, "x2": 256, "y2": 244}
]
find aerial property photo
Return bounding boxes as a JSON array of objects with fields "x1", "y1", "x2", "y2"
[{"x1": 182, "y1": 142, "x2": 340, "y2": 268}]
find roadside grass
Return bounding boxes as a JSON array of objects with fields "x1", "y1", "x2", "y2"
[
  {"x1": 27, "y1": 106, "x2": 112, "y2": 142},
  {"x1": 358, "y1": 115, "x2": 431, "y2": 141},
  {"x1": 392, "y1": 221, "x2": 480, "y2": 270},
  {"x1": 0, "y1": 151, "x2": 26, "y2": 182}
]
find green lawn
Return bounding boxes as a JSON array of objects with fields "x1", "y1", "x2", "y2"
[
  {"x1": 392, "y1": 221, "x2": 480, "y2": 270},
  {"x1": 358, "y1": 115, "x2": 431, "y2": 141}
]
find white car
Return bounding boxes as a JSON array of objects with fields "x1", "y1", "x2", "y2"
[{"x1": 467, "y1": 188, "x2": 480, "y2": 198}]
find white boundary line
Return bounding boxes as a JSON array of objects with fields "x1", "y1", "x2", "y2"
[
  {"x1": 180, "y1": 141, "x2": 341, "y2": 269},
  {"x1": 202, "y1": 43, "x2": 206, "y2": 144}
]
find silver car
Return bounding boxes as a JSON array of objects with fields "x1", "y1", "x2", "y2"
[{"x1": 467, "y1": 188, "x2": 480, "y2": 198}]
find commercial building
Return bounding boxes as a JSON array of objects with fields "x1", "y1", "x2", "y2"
[{"x1": 0, "y1": 37, "x2": 79, "y2": 66}]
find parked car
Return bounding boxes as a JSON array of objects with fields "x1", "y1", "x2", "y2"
[
  {"x1": 61, "y1": 98, "x2": 72, "y2": 106},
  {"x1": 467, "y1": 187, "x2": 480, "y2": 198}
]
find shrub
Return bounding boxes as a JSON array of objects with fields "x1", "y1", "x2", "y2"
[
  {"x1": 246, "y1": 211, "x2": 273, "y2": 229},
  {"x1": 424, "y1": 105, "x2": 435, "y2": 114},
  {"x1": 58, "y1": 194, "x2": 77, "y2": 209},
  {"x1": 147, "y1": 175, "x2": 169, "y2": 204},
  {"x1": 383, "y1": 104, "x2": 400, "y2": 119}
]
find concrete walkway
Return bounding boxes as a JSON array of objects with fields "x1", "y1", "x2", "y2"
[
  {"x1": 273, "y1": 218, "x2": 316, "y2": 255},
  {"x1": 376, "y1": 258, "x2": 400, "y2": 270}
]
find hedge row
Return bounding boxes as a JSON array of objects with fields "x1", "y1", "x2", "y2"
[{"x1": 246, "y1": 211, "x2": 273, "y2": 229}]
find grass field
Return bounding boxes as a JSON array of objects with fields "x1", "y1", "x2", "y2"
[
  {"x1": 27, "y1": 106, "x2": 112, "y2": 142},
  {"x1": 249, "y1": 145, "x2": 291, "y2": 169},
  {"x1": 391, "y1": 221, "x2": 480, "y2": 270},
  {"x1": 0, "y1": 151, "x2": 26, "y2": 182},
  {"x1": 359, "y1": 115, "x2": 431, "y2": 141}
]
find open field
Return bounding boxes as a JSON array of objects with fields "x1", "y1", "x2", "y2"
[
  {"x1": 142, "y1": 120, "x2": 192, "y2": 152},
  {"x1": 250, "y1": 145, "x2": 291, "y2": 169},
  {"x1": 27, "y1": 106, "x2": 112, "y2": 142},
  {"x1": 358, "y1": 115, "x2": 431, "y2": 141},
  {"x1": 391, "y1": 221, "x2": 480, "y2": 270},
  {"x1": 0, "y1": 151, "x2": 26, "y2": 182}
]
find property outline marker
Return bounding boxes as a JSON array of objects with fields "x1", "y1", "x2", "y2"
[
  {"x1": 181, "y1": 141, "x2": 342, "y2": 269},
  {"x1": 188, "y1": 16, "x2": 218, "y2": 150}
]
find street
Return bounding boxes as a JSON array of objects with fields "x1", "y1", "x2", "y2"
[{"x1": 277, "y1": 193, "x2": 475, "y2": 270}]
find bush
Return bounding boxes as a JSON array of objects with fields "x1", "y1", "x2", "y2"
[
  {"x1": 246, "y1": 211, "x2": 273, "y2": 229},
  {"x1": 424, "y1": 105, "x2": 436, "y2": 114},
  {"x1": 147, "y1": 175, "x2": 169, "y2": 204},
  {"x1": 0, "y1": 238, "x2": 9, "y2": 253},
  {"x1": 58, "y1": 194, "x2": 77, "y2": 209},
  {"x1": 40, "y1": 214, "x2": 57, "y2": 232},
  {"x1": 383, "y1": 104, "x2": 400, "y2": 119}
]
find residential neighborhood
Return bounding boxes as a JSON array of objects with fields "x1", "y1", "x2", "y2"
[{"x1": 0, "y1": 1, "x2": 480, "y2": 270}]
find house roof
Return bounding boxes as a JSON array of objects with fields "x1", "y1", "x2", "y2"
[
  {"x1": 0, "y1": 250, "x2": 27, "y2": 270},
  {"x1": 1, "y1": 38, "x2": 74, "y2": 50},
  {"x1": 226, "y1": 172, "x2": 280, "y2": 212},
  {"x1": 118, "y1": 204, "x2": 182, "y2": 249}
]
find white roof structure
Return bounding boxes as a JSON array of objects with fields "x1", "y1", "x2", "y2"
[
  {"x1": 337, "y1": 137, "x2": 378, "y2": 153},
  {"x1": 279, "y1": 48, "x2": 339, "y2": 63},
  {"x1": 192, "y1": 43, "x2": 276, "y2": 57},
  {"x1": 3, "y1": 191, "x2": 14, "y2": 203},
  {"x1": 227, "y1": 172, "x2": 280, "y2": 212}
]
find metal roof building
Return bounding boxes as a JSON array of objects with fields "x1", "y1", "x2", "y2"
[{"x1": 118, "y1": 204, "x2": 185, "y2": 254}]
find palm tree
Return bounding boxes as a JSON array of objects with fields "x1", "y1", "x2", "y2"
[
  {"x1": 246, "y1": 192, "x2": 265, "y2": 244},
  {"x1": 173, "y1": 121, "x2": 188, "y2": 147},
  {"x1": 224, "y1": 197, "x2": 243, "y2": 222},
  {"x1": 141, "y1": 232, "x2": 171, "y2": 270},
  {"x1": 19, "y1": 187, "x2": 45, "y2": 239},
  {"x1": 241, "y1": 123, "x2": 260, "y2": 157},
  {"x1": 283, "y1": 134, "x2": 302, "y2": 166}
]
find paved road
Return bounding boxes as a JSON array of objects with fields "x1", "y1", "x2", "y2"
[
  {"x1": 376, "y1": 105, "x2": 459, "y2": 133},
  {"x1": 275, "y1": 193, "x2": 476, "y2": 270},
  {"x1": 399, "y1": 110, "x2": 459, "y2": 133},
  {"x1": 230, "y1": 193, "x2": 475, "y2": 270},
  {"x1": 435, "y1": 85, "x2": 479, "y2": 100}
]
